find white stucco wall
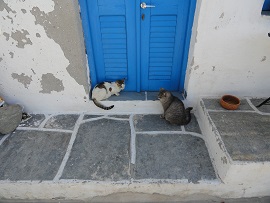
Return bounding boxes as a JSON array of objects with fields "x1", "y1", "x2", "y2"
[
  {"x1": 0, "y1": 0, "x2": 89, "y2": 113},
  {"x1": 1, "y1": 0, "x2": 269, "y2": 113},
  {"x1": 185, "y1": 0, "x2": 270, "y2": 107}
]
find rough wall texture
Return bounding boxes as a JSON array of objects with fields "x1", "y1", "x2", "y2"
[
  {"x1": 185, "y1": 0, "x2": 270, "y2": 107},
  {"x1": 0, "y1": 0, "x2": 89, "y2": 113}
]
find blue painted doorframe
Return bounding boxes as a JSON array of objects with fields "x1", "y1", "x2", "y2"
[{"x1": 79, "y1": 0, "x2": 196, "y2": 92}]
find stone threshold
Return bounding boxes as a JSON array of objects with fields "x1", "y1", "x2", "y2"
[{"x1": 104, "y1": 91, "x2": 184, "y2": 101}]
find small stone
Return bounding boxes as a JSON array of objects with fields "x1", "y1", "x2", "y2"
[{"x1": 0, "y1": 104, "x2": 23, "y2": 134}]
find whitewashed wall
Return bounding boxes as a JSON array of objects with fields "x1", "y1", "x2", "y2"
[
  {"x1": 1, "y1": 0, "x2": 269, "y2": 113},
  {"x1": 0, "y1": 0, "x2": 89, "y2": 113},
  {"x1": 185, "y1": 0, "x2": 270, "y2": 106}
]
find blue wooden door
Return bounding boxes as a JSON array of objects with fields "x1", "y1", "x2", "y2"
[
  {"x1": 140, "y1": 0, "x2": 194, "y2": 91},
  {"x1": 81, "y1": 0, "x2": 196, "y2": 91}
]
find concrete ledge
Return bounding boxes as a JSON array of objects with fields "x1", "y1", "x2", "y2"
[{"x1": 197, "y1": 98, "x2": 270, "y2": 189}]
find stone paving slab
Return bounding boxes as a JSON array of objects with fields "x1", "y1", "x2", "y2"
[
  {"x1": 134, "y1": 134, "x2": 216, "y2": 182},
  {"x1": 134, "y1": 114, "x2": 182, "y2": 131},
  {"x1": 0, "y1": 130, "x2": 71, "y2": 180},
  {"x1": 134, "y1": 114, "x2": 201, "y2": 134},
  {"x1": 44, "y1": 114, "x2": 79, "y2": 130},
  {"x1": 62, "y1": 118, "x2": 130, "y2": 181},
  {"x1": 208, "y1": 111, "x2": 270, "y2": 162}
]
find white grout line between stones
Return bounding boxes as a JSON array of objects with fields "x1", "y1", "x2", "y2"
[
  {"x1": 16, "y1": 127, "x2": 73, "y2": 134},
  {"x1": 129, "y1": 114, "x2": 136, "y2": 164},
  {"x1": 0, "y1": 133, "x2": 11, "y2": 146},
  {"x1": 53, "y1": 114, "x2": 84, "y2": 182},
  {"x1": 138, "y1": 131, "x2": 204, "y2": 140},
  {"x1": 181, "y1": 126, "x2": 185, "y2": 132},
  {"x1": 38, "y1": 114, "x2": 54, "y2": 128}
]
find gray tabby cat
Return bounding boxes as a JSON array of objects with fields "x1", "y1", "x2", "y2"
[{"x1": 158, "y1": 88, "x2": 193, "y2": 125}]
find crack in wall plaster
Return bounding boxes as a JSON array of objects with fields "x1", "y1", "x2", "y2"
[
  {"x1": 11, "y1": 73, "x2": 32, "y2": 89},
  {"x1": 30, "y1": 0, "x2": 88, "y2": 94},
  {"x1": 11, "y1": 29, "x2": 33, "y2": 48},
  {"x1": 39, "y1": 73, "x2": 64, "y2": 94}
]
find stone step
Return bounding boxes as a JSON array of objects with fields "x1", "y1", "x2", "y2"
[{"x1": 197, "y1": 97, "x2": 270, "y2": 187}]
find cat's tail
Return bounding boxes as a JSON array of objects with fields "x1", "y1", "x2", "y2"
[
  {"x1": 184, "y1": 107, "x2": 193, "y2": 125},
  {"x1": 93, "y1": 98, "x2": 114, "y2": 110}
]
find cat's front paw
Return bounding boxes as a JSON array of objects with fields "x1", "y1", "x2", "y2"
[
  {"x1": 160, "y1": 115, "x2": 165, "y2": 119},
  {"x1": 115, "y1": 93, "x2": 120, "y2": 96}
]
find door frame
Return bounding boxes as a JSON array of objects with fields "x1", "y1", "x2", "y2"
[{"x1": 78, "y1": 0, "x2": 197, "y2": 93}]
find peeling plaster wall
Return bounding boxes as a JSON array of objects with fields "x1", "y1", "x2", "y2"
[
  {"x1": 0, "y1": 0, "x2": 89, "y2": 113},
  {"x1": 185, "y1": 0, "x2": 270, "y2": 106}
]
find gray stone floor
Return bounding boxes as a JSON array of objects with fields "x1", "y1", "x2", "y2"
[
  {"x1": 0, "y1": 97, "x2": 270, "y2": 201},
  {"x1": 202, "y1": 97, "x2": 270, "y2": 162},
  {"x1": 0, "y1": 113, "x2": 216, "y2": 183}
]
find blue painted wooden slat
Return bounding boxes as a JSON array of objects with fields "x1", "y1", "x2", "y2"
[
  {"x1": 98, "y1": 0, "x2": 125, "y2": 6},
  {"x1": 150, "y1": 33, "x2": 176, "y2": 38},
  {"x1": 104, "y1": 58, "x2": 127, "y2": 63},
  {"x1": 150, "y1": 48, "x2": 174, "y2": 53},
  {"x1": 102, "y1": 44, "x2": 126, "y2": 49},
  {"x1": 100, "y1": 22, "x2": 126, "y2": 28},
  {"x1": 151, "y1": 21, "x2": 177, "y2": 27},
  {"x1": 103, "y1": 53, "x2": 126, "y2": 59},
  {"x1": 103, "y1": 49, "x2": 127, "y2": 54},
  {"x1": 101, "y1": 33, "x2": 126, "y2": 39},
  {"x1": 150, "y1": 38, "x2": 175, "y2": 43},
  {"x1": 150, "y1": 27, "x2": 176, "y2": 33},
  {"x1": 150, "y1": 62, "x2": 173, "y2": 67},
  {"x1": 150, "y1": 53, "x2": 174, "y2": 58},
  {"x1": 100, "y1": 16, "x2": 125, "y2": 22},
  {"x1": 101, "y1": 28, "x2": 126, "y2": 33},
  {"x1": 150, "y1": 58, "x2": 173, "y2": 62},
  {"x1": 150, "y1": 43, "x2": 175, "y2": 48},
  {"x1": 105, "y1": 63, "x2": 127, "y2": 68}
]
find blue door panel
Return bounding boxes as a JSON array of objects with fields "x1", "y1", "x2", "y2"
[
  {"x1": 87, "y1": 0, "x2": 137, "y2": 91},
  {"x1": 140, "y1": 0, "x2": 193, "y2": 91},
  {"x1": 80, "y1": 0, "x2": 196, "y2": 92}
]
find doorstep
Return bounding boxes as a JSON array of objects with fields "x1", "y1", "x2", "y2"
[{"x1": 87, "y1": 91, "x2": 184, "y2": 115}]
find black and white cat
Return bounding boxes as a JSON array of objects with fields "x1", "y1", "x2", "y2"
[{"x1": 91, "y1": 79, "x2": 125, "y2": 110}]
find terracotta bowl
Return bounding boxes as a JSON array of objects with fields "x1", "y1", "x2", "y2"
[{"x1": 220, "y1": 95, "x2": 240, "y2": 110}]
